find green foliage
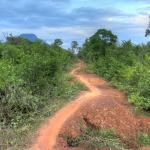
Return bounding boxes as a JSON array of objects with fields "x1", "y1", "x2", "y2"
[
  {"x1": 6, "y1": 36, "x2": 32, "y2": 46},
  {"x1": 60, "y1": 127, "x2": 126, "y2": 149},
  {"x1": 71, "y1": 41, "x2": 79, "y2": 54},
  {"x1": 18, "y1": 53, "x2": 62, "y2": 92},
  {"x1": 78, "y1": 29, "x2": 118, "y2": 61},
  {"x1": 71, "y1": 41, "x2": 79, "y2": 49},
  {"x1": 50, "y1": 74, "x2": 87, "y2": 99},
  {"x1": 137, "y1": 133, "x2": 150, "y2": 146},
  {"x1": 61, "y1": 126, "x2": 150, "y2": 149},
  {"x1": 1, "y1": 86, "x2": 42, "y2": 126},
  {"x1": 79, "y1": 30, "x2": 150, "y2": 110},
  {"x1": 0, "y1": 66, "x2": 87, "y2": 150},
  {"x1": 79, "y1": 127, "x2": 126, "y2": 149},
  {"x1": 0, "y1": 37, "x2": 86, "y2": 149},
  {"x1": 0, "y1": 60, "x2": 23, "y2": 93},
  {"x1": 53, "y1": 38, "x2": 63, "y2": 46},
  {"x1": 89, "y1": 29, "x2": 117, "y2": 57},
  {"x1": 0, "y1": 37, "x2": 78, "y2": 127}
]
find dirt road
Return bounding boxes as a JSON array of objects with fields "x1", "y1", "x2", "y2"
[{"x1": 28, "y1": 61, "x2": 150, "y2": 150}]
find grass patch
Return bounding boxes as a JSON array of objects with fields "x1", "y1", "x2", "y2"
[
  {"x1": 60, "y1": 127, "x2": 127, "y2": 150},
  {"x1": 60, "y1": 125, "x2": 150, "y2": 149},
  {"x1": 137, "y1": 132, "x2": 150, "y2": 147},
  {"x1": 79, "y1": 127, "x2": 126, "y2": 150}
]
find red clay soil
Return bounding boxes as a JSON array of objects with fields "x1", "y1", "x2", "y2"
[{"x1": 27, "y1": 61, "x2": 150, "y2": 150}]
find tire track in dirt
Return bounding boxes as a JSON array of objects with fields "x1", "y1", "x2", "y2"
[{"x1": 27, "y1": 61, "x2": 150, "y2": 150}]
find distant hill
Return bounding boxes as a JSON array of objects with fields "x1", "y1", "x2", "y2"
[{"x1": 19, "y1": 34, "x2": 45, "y2": 42}]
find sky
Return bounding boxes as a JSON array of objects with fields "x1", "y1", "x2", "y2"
[{"x1": 0, "y1": 0, "x2": 150, "y2": 48}]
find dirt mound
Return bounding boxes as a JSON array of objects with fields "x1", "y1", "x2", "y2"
[{"x1": 27, "y1": 61, "x2": 150, "y2": 150}]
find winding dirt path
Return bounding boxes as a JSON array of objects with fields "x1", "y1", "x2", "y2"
[{"x1": 28, "y1": 61, "x2": 150, "y2": 150}]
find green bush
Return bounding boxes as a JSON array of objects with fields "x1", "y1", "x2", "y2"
[
  {"x1": 0, "y1": 60, "x2": 23, "y2": 92},
  {"x1": 0, "y1": 86, "x2": 42, "y2": 125}
]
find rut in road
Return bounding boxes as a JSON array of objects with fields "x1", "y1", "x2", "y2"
[{"x1": 28, "y1": 61, "x2": 150, "y2": 150}]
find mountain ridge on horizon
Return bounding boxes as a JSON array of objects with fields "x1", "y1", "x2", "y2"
[{"x1": 19, "y1": 33, "x2": 45, "y2": 42}]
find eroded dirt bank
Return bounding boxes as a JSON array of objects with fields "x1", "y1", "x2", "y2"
[{"x1": 28, "y1": 61, "x2": 150, "y2": 150}]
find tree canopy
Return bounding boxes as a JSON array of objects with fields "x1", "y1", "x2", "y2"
[
  {"x1": 78, "y1": 29, "x2": 118, "y2": 61},
  {"x1": 54, "y1": 39, "x2": 63, "y2": 46}
]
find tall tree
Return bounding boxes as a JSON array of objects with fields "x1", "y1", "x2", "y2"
[
  {"x1": 78, "y1": 29, "x2": 117, "y2": 62},
  {"x1": 71, "y1": 41, "x2": 79, "y2": 53},
  {"x1": 71, "y1": 41, "x2": 78, "y2": 49},
  {"x1": 89, "y1": 29, "x2": 117, "y2": 58},
  {"x1": 54, "y1": 39, "x2": 63, "y2": 46}
]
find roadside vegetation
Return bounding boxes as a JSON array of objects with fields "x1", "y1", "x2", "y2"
[
  {"x1": 0, "y1": 36, "x2": 86, "y2": 150},
  {"x1": 61, "y1": 125, "x2": 150, "y2": 149},
  {"x1": 78, "y1": 29, "x2": 150, "y2": 111}
]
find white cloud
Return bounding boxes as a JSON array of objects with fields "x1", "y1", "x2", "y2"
[
  {"x1": 134, "y1": 15, "x2": 149, "y2": 26},
  {"x1": 106, "y1": 17, "x2": 114, "y2": 21},
  {"x1": 138, "y1": 4, "x2": 150, "y2": 8}
]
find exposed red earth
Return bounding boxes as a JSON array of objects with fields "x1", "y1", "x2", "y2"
[{"x1": 27, "y1": 61, "x2": 150, "y2": 150}]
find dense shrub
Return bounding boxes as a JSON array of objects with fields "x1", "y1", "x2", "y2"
[{"x1": 0, "y1": 37, "x2": 76, "y2": 126}]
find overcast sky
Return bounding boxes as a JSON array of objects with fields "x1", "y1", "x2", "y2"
[{"x1": 0, "y1": 0, "x2": 150, "y2": 48}]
